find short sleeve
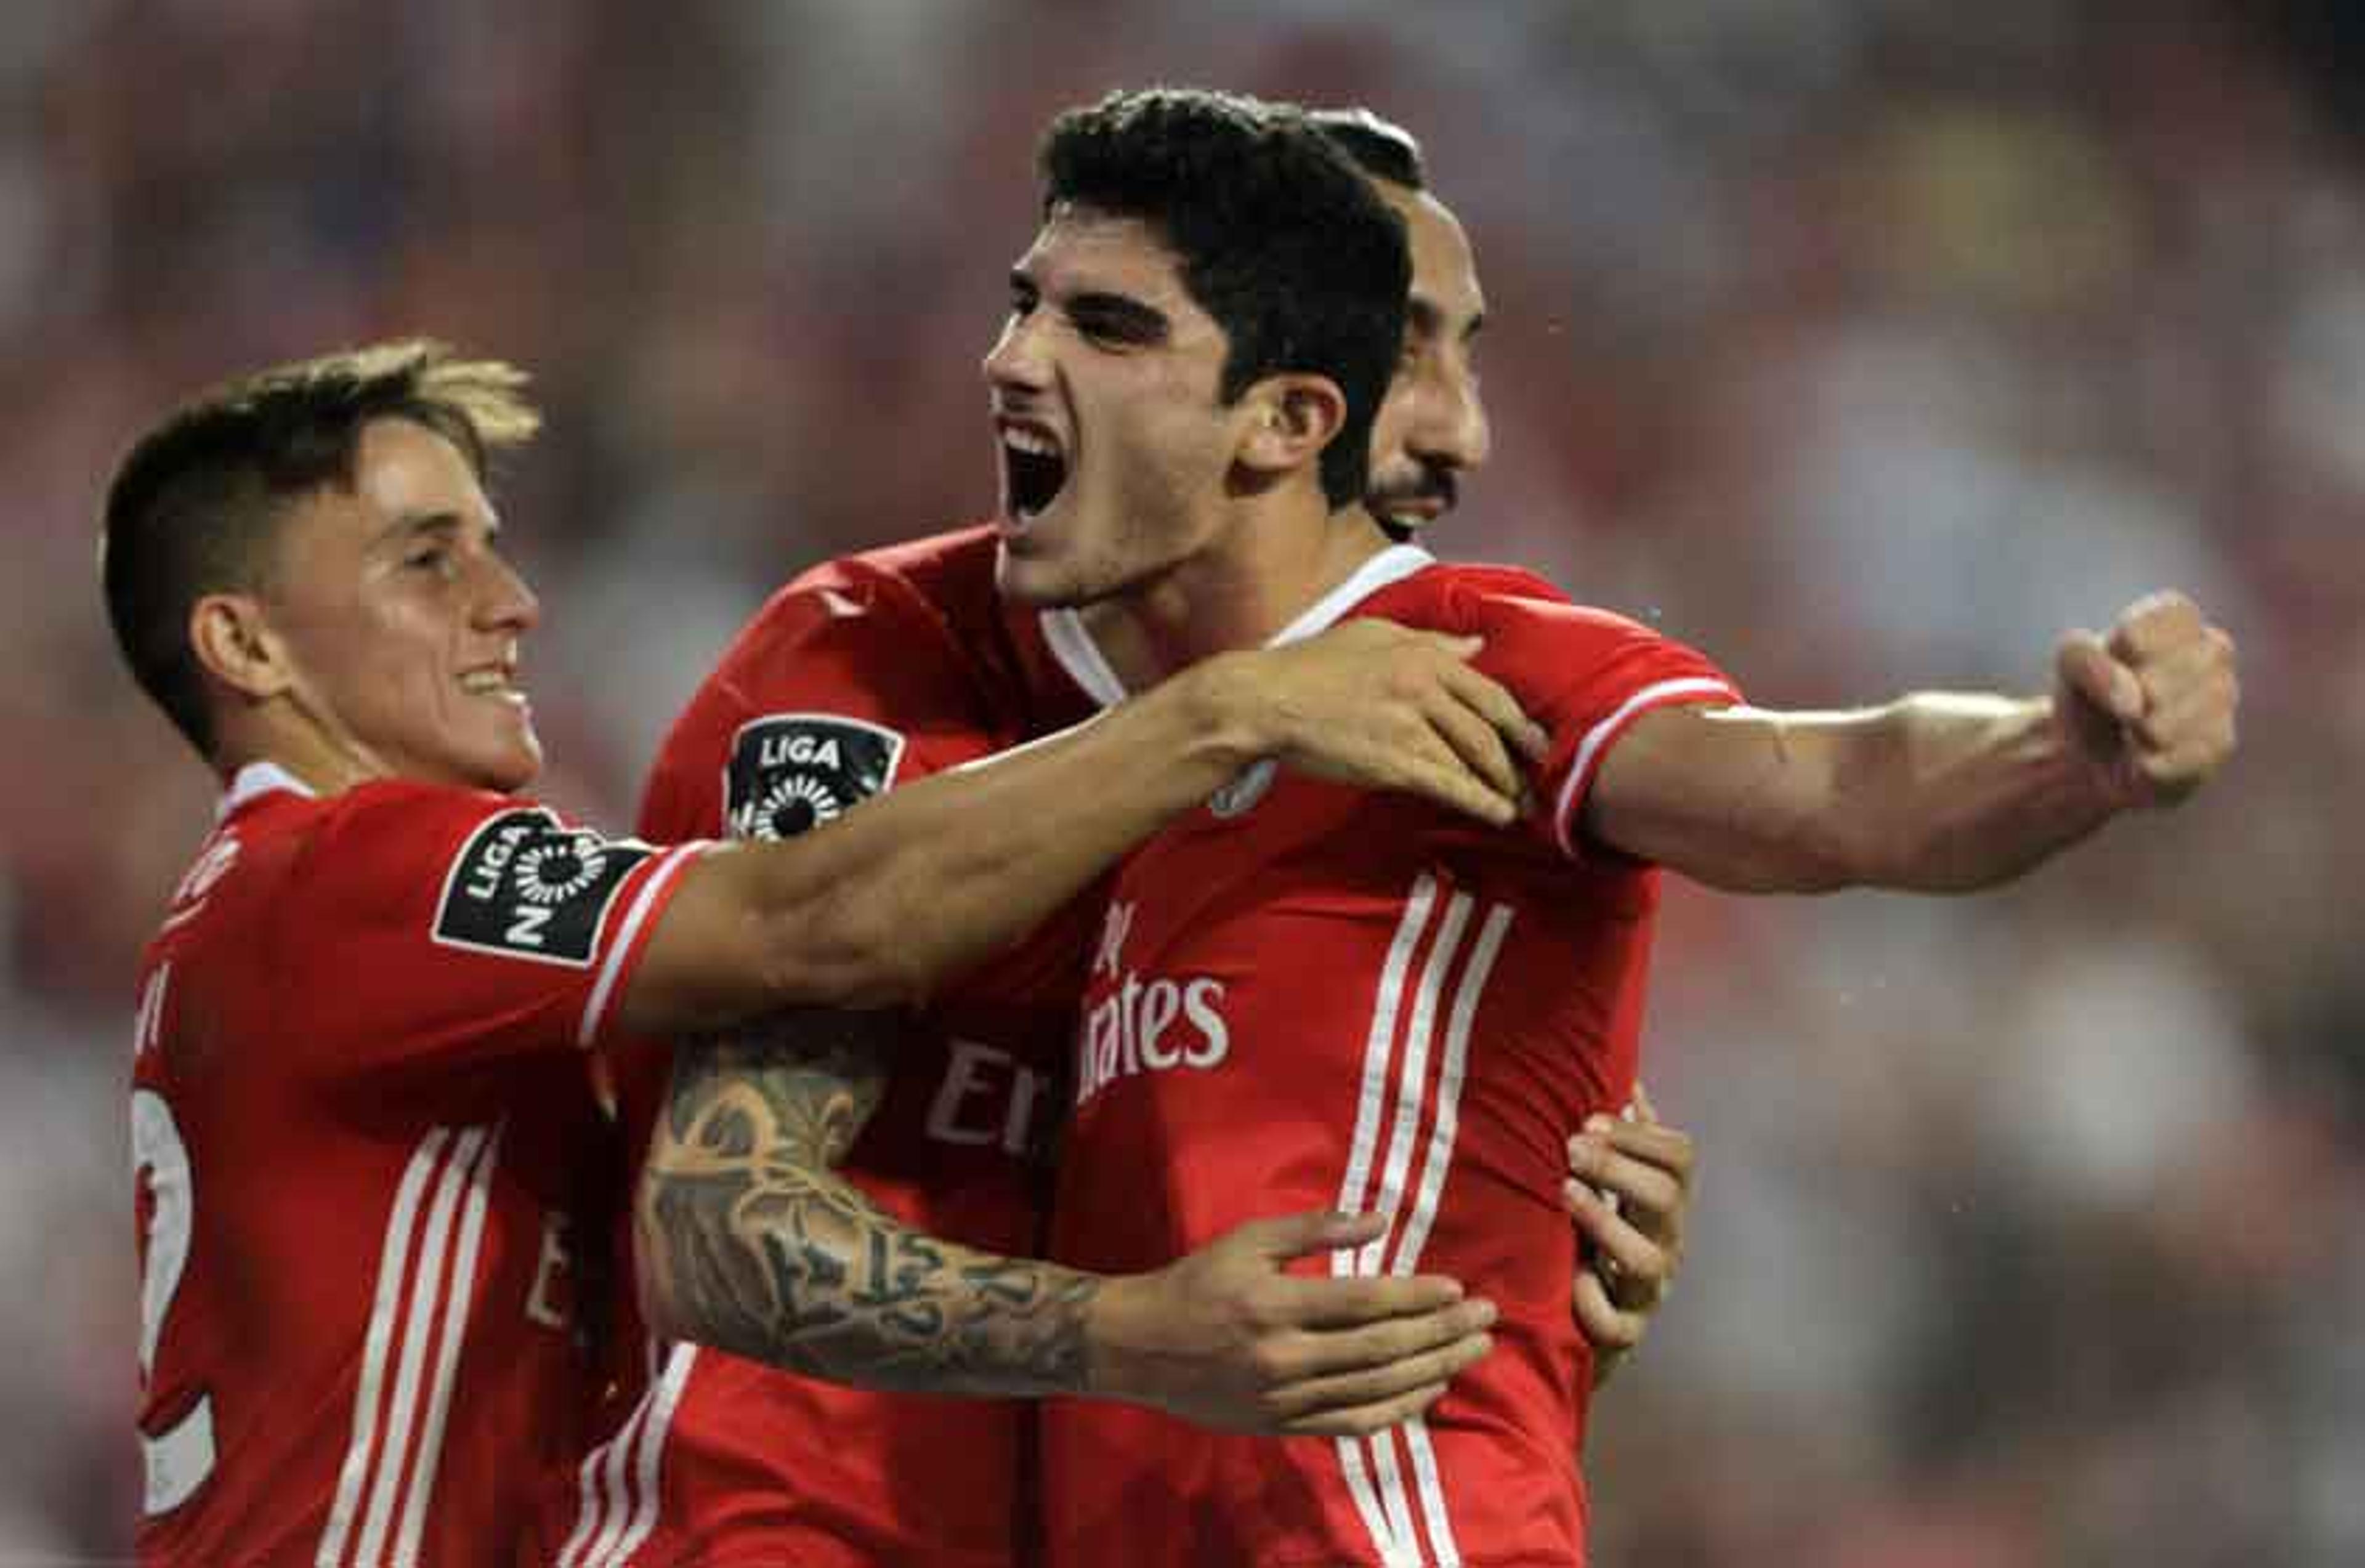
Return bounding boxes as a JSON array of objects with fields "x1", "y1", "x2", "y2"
[
  {"x1": 1453, "y1": 580, "x2": 1741, "y2": 860},
  {"x1": 637, "y1": 558, "x2": 1001, "y2": 846},
  {"x1": 283, "y1": 784, "x2": 705, "y2": 1076},
  {"x1": 636, "y1": 552, "x2": 1096, "y2": 1022}
]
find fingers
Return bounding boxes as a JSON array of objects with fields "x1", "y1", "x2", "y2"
[
  {"x1": 2105, "y1": 590, "x2": 2205, "y2": 663},
  {"x1": 1231, "y1": 1207, "x2": 1389, "y2": 1261},
  {"x1": 1567, "y1": 1117, "x2": 1694, "y2": 1222},
  {"x1": 1268, "y1": 1270, "x2": 1478, "y2": 1330},
  {"x1": 2120, "y1": 626, "x2": 2238, "y2": 763},
  {"x1": 1279, "y1": 1379, "x2": 1453, "y2": 1437},
  {"x1": 2055, "y1": 631, "x2": 2145, "y2": 724},
  {"x1": 1268, "y1": 1329, "x2": 1496, "y2": 1435},
  {"x1": 1433, "y1": 654, "x2": 1550, "y2": 764},
  {"x1": 1571, "y1": 1266, "x2": 1644, "y2": 1356},
  {"x1": 2055, "y1": 592, "x2": 2239, "y2": 807},
  {"x1": 1420, "y1": 683, "x2": 1526, "y2": 809},
  {"x1": 1378, "y1": 742, "x2": 1521, "y2": 828},
  {"x1": 1382, "y1": 631, "x2": 1537, "y2": 820},
  {"x1": 1567, "y1": 1101, "x2": 1692, "y2": 1327},
  {"x1": 1261, "y1": 620, "x2": 1547, "y2": 827},
  {"x1": 1563, "y1": 1179, "x2": 1668, "y2": 1310},
  {"x1": 1262, "y1": 1296, "x2": 1498, "y2": 1383}
]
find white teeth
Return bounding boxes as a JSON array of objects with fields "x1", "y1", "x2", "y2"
[
  {"x1": 1003, "y1": 427, "x2": 1059, "y2": 457},
  {"x1": 458, "y1": 670, "x2": 511, "y2": 695}
]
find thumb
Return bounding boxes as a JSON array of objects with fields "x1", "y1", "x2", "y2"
[
  {"x1": 1232, "y1": 1208, "x2": 1385, "y2": 1261},
  {"x1": 2056, "y1": 631, "x2": 2144, "y2": 722}
]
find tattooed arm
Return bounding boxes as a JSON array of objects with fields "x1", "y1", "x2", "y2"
[{"x1": 636, "y1": 1011, "x2": 1500, "y2": 1433}]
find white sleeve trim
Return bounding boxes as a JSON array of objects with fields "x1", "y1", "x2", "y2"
[
  {"x1": 576, "y1": 841, "x2": 710, "y2": 1048},
  {"x1": 1553, "y1": 677, "x2": 1738, "y2": 858}
]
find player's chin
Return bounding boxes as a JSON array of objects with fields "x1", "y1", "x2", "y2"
[
  {"x1": 993, "y1": 533, "x2": 1085, "y2": 608},
  {"x1": 470, "y1": 729, "x2": 544, "y2": 796}
]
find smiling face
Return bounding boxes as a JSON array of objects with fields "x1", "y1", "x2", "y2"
[
  {"x1": 1365, "y1": 181, "x2": 1492, "y2": 535},
  {"x1": 983, "y1": 205, "x2": 1260, "y2": 609},
  {"x1": 256, "y1": 416, "x2": 544, "y2": 791}
]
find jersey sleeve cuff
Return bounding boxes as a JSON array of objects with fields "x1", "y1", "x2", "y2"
[
  {"x1": 575, "y1": 841, "x2": 712, "y2": 1049},
  {"x1": 1551, "y1": 677, "x2": 1740, "y2": 860}
]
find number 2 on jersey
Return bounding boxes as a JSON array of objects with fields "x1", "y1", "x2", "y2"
[{"x1": 133, "y1": 1086, "x2": 217, "y2": 1514}]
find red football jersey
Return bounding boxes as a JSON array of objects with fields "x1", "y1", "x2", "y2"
[
  {"x1": 131, "y1": 763, "x2": 704, "y2": 1567},
  {"x1": 545, "y1": 527, "x2": 1099, "y2": 1568},
  {"x1": 1038, "y1": 546, "x2": 1739, "y2": 1567}
]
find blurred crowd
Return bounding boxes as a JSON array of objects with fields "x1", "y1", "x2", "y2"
[{"x1": 2, "y1": 1, "x2": 2359, "y2": 1561}]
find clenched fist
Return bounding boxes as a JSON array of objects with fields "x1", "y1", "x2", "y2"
[{"x1": 2055, "y1": 591, "x2": 2238, "y2": 809}]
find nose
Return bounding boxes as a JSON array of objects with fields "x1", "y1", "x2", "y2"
[
  {"x1": 475, "y1": 549, "x2": 541, "y2": 634},
  {"x1": 1412, "y1": 359, "x2": 1491, "y2": 475},
  {"x1": 982, "y1": 310, "x2": 1048, "y2": 395}
]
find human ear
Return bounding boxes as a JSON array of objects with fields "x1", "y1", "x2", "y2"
[
  {"x1": 189, "y1": 592, "x2": 294, "y2": 704},
  {"x1": 1236, "y1": 374, "x2": 1347, "y2": 480}
]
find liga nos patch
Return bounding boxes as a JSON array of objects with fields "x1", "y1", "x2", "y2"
[
  {"x1": 432, "y1": 807, "x2": 655, "y2": 966},
  {"x1": 724, "y1": 714, "x2": 904, "y2": 842}
]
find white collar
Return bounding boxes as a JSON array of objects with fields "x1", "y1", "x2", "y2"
[
  {"x1": 1037, "y1": 543, "x2": 1437, "y2": 710},
  {"x1": 216, "y1": 760, "x2": 317, "y2": 822}
]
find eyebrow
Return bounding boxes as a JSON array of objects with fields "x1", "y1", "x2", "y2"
[
  {"x1": 1067, "y1": 289, "x2": 1171, "y2": 345},
  {"x1": 370, "y1": 511, "x2": 493, "y2": 553},
  {"x1": 1007, "y1": 265, "x2": 1171, "y2": 345},
  {"x1": 1407, "y1": 294, "x2": 1486, "y2": 344}
]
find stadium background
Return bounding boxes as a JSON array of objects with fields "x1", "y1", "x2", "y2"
[{"x1": 2, "y1": 1, "x2": 2359, "y2": 1561}]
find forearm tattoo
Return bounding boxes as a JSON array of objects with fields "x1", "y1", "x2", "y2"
[{"x1": 639, "y1": 1011, "x2": 1099, "y2": 1397}]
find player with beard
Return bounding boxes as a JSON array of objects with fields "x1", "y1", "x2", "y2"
[
  {"x1": 1308, "y1": 105, "x2": 1699, "y2": 1371},
  {"x1": 976, "y1": 92, "x2": 2235, "y2": 1567}
]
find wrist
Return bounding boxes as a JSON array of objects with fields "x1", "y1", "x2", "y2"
[
  {"x1": 1172, "y1": 653, "x2": 1282, "y2": 774},
  {"x1": 1077, "y1": 1271, "x2": 1158, "y2": 1405},
  {"x1": 2032, "y1": 693, "x2": 2141, "y2": 815}
]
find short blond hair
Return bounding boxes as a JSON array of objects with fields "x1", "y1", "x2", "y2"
[{"x1": 100, "y1": 339, "x2": 541, "y2": 755}]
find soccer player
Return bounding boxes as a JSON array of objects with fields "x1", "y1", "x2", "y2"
[
  {"x1": 1308, "y1": 105, "x2": 1699, "y2": 1375},
  {"x1": 105, "y1": 340, "x2": 1551, "y2": 1566},
  {"x1": 966, "y1": 91, "x2": 2236, "y2": 1567},
  {"x1": 549, "y1": 98, "x2": 1708, "y2": 1568}
]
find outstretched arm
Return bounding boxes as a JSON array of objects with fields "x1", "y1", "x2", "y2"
[
  {"x1": 1585, "y1": 592, "x2": 2238, "y2": 892},
  {"x1": 637, "y1": 1009, "x2": 1497, "y2": 1435},
  {"x1": 623, "y1": 620, "x2": 1545, "y2": 1035}
]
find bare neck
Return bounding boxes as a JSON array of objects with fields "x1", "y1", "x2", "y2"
[
  {"x1": 209, "y1": 703, "x2": 387, "y2": 801},
  {"x1": 1080, "y1": 503, "x2": 1397, "y2": 692}
]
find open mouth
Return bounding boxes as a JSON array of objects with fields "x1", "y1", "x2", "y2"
[
  {"x1": 458, "y1": 665, "x2": 524, "y2": 703},
  {"x1": 1001, "y1": 425, "x2": 1069, "y2": 522}
]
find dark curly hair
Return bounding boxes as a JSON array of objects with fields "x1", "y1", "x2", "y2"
[{"x1": 1038, "y1": 87, "x2": 1409, "y2": 510}]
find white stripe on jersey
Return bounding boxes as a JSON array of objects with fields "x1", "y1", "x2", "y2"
[
  {"x1": 578, "y1": 844, "x2": 706, "y2": 1048},
  {"x1": 1333, "y1": 1436, "x2": 1420, "y2": 1567},
  {"x1": 1389, "y1": 905, "x2": 1512, "y2": 1279},
  {"x1": 393, "y1": 1121, "x2": 505, "y2": 1564},
  {"x1": 1332, "y1": 875, "x2": 1439, "y2": 1259},
  {"x1": 597, "y1": 1341, "x2": 696, "y2": 1567},
  {"x1": 1552, "y1": 676, "x2": 1735, "y2": 857},
  {"x1": 554, "y1": 1408, "x2": 624, "y2": 1567},
  {"x1": 1328, "y1": 879, "x2": 1513, "y2": 1567},
  {"x1": 352, "y1": 1123, "x2": 496, "y2": 1566},
  {"x1": 1404, "y1": 1418, "x2": 1464, "y2": 1568},
  {"x1": 1331, "y1": 879, "x2": 1436, "y2": 1561},
  {"x1": 558, "y1": 1340, "x2": 698, "y2": 1568},
  {"x1": 318, "y1": 1128, "x2": 451, "y2": 1567},
  {"x1": 1354, "y1": 890, "x2": 1473, "y2": 1278}
]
